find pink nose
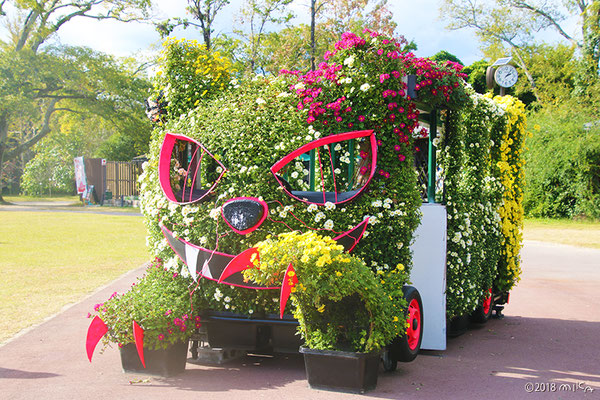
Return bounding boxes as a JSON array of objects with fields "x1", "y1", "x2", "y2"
[{"x1": 221, "y1": 197, "x2": 269, "y2": 235}]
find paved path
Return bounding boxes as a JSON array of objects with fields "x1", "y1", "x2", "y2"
[
  {"x1": 0, "y1": 201, "x2": 141, "y2": 216},
  {"x1": 0, "y1": 241, "x2": 598, "y2": 399}
]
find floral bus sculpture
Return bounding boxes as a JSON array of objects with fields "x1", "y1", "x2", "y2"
[{"x1": 87, "y1": 30, "x2": 526, "y2": 391}]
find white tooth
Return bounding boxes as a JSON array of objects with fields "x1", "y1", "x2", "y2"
[
  {"x1": 201, "y1": 260, "x2": 213, "y2": 279},
  {"x1": 185, "y1": 245, "x2": 200, "y2": 282}
]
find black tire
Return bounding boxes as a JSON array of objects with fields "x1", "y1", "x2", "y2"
[
  {"x1": 381, "y1": 347, "x2": 397, "y2": 372},
  {"x1": 470, "y1": 288, "x2": 494, "y2": 323},
  {"x1": 395, "y1": 286, "x2": 423, "y2": 363}
]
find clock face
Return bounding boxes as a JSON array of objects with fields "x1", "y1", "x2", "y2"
[{"x1": 494, "y1": 65, "x2": 518, "y2": 88}]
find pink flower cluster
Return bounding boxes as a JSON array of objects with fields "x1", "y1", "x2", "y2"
[
  {"x1": 334, "y1": 32, "x2": 366, "y2": 51},
  {"x1": 160, "y1": 315, "x2": 202, "y2": 340},
  {"x1": 409, "y1": 58, "x2": 467, "y2": 103}
]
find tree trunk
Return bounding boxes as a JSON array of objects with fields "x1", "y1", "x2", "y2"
[{"x1": 311, "y1": 0, "x2": 316, "y2": 71}]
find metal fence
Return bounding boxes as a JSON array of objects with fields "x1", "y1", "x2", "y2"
[{"x1": 105, "y1": 160, "x2": 143, "y2": 198}]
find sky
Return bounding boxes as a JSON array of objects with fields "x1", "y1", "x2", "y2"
[
  {"x1": 4, "y1": 0, "x2": 578, "y2": 67},
  {"x1": 43, "y1": 0, "x2": 482, "y2": 65}
]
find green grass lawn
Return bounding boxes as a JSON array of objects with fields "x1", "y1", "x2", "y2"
[
  {"x1": 0, "y1": 211, "x2": 148, "y2": 343},
  {"x1": 523, "y1": 218, "x2": 600, "y2": 249}
]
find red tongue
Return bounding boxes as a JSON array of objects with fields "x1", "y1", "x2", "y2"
[{"x1": 218, "y1": 247, "x2": 259, "y2": 283}]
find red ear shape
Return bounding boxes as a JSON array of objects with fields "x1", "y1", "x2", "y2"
[
  {"x1": 86, "y1": 316, "x2": 108, "y2": 362},
  {"x1": 133, "y1": 321, "x2": 145, "y2": 368},
  {"x1": 279, "y1": 263, "x2": 298, "y2": 319},
  {"x1": 218, "y1": 247, "x2": 259, "y2": 283}
]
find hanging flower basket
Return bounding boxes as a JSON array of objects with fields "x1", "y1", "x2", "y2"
[
  {"x1": 120, "y1": 341, "x2": 189, "y2": 377},
  {"x1": 300, "y1": 347, "x2": 380, "y2": 393}
]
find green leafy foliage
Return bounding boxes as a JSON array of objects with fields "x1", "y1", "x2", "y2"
[
  {"x1": 524, "y1": 103, "x2": 600, "y2": 219},
  {"x1": 430, "y1": 50, "x2": 463, "y2": 65},
  {"x1": 461, "y1": 60, "x2": 489, "y2": 94},
  {"x1": 21, "y1": 146, "x2": 73, "y2": 195},
  {"x1": 441, "y1": 92, "x2": 504, "y2": 317}
]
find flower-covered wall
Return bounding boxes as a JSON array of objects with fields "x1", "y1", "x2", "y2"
[{"x1": 440, "y1": 91, "x2": 526, "y2": 318}]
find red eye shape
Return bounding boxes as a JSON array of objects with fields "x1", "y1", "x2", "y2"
[
  {"x1": 271, "y1": 130, "x2": 377, "y2": 205},
  {"x1": 159, "y1": 132, "x2": 227, "y2": 204}
]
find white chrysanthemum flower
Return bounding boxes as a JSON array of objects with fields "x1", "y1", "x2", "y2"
[
  {"x1": 344, "y1": 56, "x2": 355, "y2": 67},
  {"x1": 324, "y1": 201, "x2": 335, "y2": 211},
  {"x1": 307, "y1": 204, "x2": 318, "y2": 212},
  {"x1": 209, "y1": 207, "x2": 221, "y2": 220},
  {"x1": 165, "y1": 256, "x2": 179, "y2": 271},
  {"x1": 324, "y1": 219, "x2": 334, "y2": 230},
  {"x1": 360, "y1": 83, "x2": 371, "y2": 91},
  {"x1": 371, "y1": 199, "x2": 382, "y2": 207}
]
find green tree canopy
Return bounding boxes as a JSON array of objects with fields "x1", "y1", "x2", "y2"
[
  {"x1": 0, "y1": 0, "x2": 152, "y2": 202},
  {"x1": 440, "y1": 0, "x2": 600, "y2": 104}
]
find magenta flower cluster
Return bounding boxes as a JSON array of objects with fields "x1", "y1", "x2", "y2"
[
  {"x1": 281, "y1": 29, "x2": 466, "y2": 180},
  {"x1": 159, "y1": 314, "x2": 202, "y2": 340}
]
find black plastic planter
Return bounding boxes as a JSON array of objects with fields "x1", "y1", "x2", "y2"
[
  {"x1": 300, "y1": 346, "x2": 380, "y2": 393},
  {"x1": 120, "y1": 341, "x2": 189, "y2": 377},
  {"x1": 204, "y1": 311, "x2": 301, "y2": 353}
]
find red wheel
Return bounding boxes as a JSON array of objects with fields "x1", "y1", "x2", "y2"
[
  {"x1": 395, "y1": 286, "x2": 423, "y2": 362},
  {"x1": 406, "y1": 298, "x2": 422, "y2": 351},
  {"x1": 470, "y1": 287, "x2": 493, "y2": 323}
]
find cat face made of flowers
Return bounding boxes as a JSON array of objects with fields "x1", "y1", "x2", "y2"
[
  {"x1": 156, "y1": 130, "x2": 378, "y2": 291},
  {"x1": 86, "y1": 129, "x2": 378, "y2": 365}
]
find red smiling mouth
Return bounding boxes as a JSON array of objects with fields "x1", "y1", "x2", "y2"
[{"x1": 159, "y1": 218, "x2": 369, "y2": 289}]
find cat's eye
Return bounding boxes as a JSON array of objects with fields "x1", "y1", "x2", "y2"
[
  {"x1": 159, "y1": 132, "x2": 227, "y2": 204},
  {"x1": 271, "y1": 130, "x2": 377, "y2": 205}
]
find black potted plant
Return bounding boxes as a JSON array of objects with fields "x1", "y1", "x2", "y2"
[{"x1": 243, "y1": 231, "x2": 407, "y2": 393}]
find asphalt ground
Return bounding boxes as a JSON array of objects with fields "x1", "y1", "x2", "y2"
[{"x1": 0, "y1": 240, "x2": 599, "y2": 400}]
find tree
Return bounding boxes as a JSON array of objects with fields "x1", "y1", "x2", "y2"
[
  {"x1": 234, "y1": 0, "x2": 294, "y2": 73},
  {"x1": 309, "y1": 0, "x2": 398, "y2": 70},
  {"x1": 461, "y1": 60, "x2": 489, "y2": 94},
  {"x1": 252, "y1": 0, "x2": 406, "y2": 74},
  {"x1": 430, "y1": 50, "x2": 463, "y2": 65},
  {"x1": 440, "y1": 0, "x2": 600, "y2": 102},
  {"x1": 5, "y1": 0, "x2": 151, "y2": 53},
  {"x1": 0, "y1": 0, "x2": 152, "y2": 203},
  {"x1": 156, "y1": 0, "x2": 230, "y2": 50},
  {"x1": 21, "y1": 144, "x2": 73, "y2": 196}
]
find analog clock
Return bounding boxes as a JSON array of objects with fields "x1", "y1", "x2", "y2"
[{"x1": 494, "y1": 65, "x2": 518, "y2": 88}]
